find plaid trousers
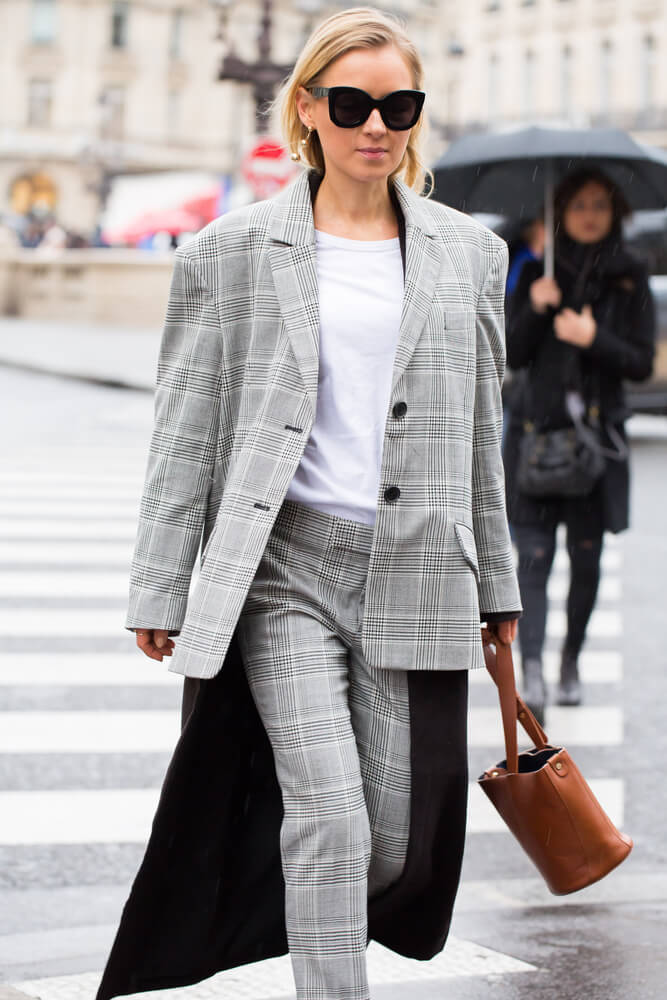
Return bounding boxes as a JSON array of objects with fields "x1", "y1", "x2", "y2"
[{"x1": 238, "y1": 500, "x2": 412, "y2": 1000}]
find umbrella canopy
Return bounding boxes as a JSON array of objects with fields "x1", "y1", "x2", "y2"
[
  {"x1": 432, "y1": 126, "x2": 667, "y2": 278},
  {"x1": 432, "y1": 126, "x2": 667, "y2": 217}
]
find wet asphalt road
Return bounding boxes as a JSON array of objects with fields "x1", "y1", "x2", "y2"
[{"x1": 1, "y1": 366, "x2": 666, "y2": 1000}]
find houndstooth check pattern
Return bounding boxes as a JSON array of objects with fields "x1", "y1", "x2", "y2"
[
  {"x1": 126, "y1": 169, "x2": 521, "y2": 677},
  {"x1": 237, "y1": 499, "x2": 412, "y2": 1000}
]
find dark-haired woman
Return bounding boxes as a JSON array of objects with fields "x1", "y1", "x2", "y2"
[{"x1": 504, "y1": 169, "x2": 655, "y2": 723}]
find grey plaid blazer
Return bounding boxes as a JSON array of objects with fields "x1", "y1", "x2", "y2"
[{"x1": 127, "y1": 169, "x2": 521, "y2": 677}]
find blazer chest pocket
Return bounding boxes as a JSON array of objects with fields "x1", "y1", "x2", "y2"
[{"x1": 454, "y1": 522, "x2": 480, "y2": 582}]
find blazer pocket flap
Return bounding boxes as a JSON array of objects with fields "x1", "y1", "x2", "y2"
[
  {"x1": 444, "y1": 309, "x2": 475, "y2": 329},
  {"x1": 454, "y1": 522, "x2": 480, "y2": 578}
]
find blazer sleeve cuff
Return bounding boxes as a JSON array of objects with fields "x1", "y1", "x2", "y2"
[
  {"x1": 126, "y1": 590, "x2": 188, "y2": 637},
  {"x1": 481, "y1": 610, "x2": 522, "y2": 623}
]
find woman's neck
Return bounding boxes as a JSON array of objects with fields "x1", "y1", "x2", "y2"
[{"x1": 312, "y1": 169, "x2": 399, "y2": 241}]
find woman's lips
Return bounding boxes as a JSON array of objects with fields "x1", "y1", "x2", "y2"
[{"x1": 358, "y1": 148, "x2": 387, "y2": 159}]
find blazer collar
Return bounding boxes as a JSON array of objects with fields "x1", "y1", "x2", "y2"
[{"x1": 267, "y1": 169, "x2": 443, "y2": 421}]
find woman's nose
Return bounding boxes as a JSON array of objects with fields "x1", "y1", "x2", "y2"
[{"x1": 363, "y1": 108, "x2": 387, "y2": 134}]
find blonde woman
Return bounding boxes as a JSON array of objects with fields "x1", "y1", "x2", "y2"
[{"x1": 97, "y1": 8, "x2": 520, "y2": 1000}]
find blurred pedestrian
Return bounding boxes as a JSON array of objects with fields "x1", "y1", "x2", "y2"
[
  {"x1": 503, "y1": 168, "x2": 655, "y2": 722},
  {"x1": 505, "y1": 216, "x2": 545, "y2": 296},
  {"x1": 502, "y1": 216, "x2": 545, "y2": 443},
  {"x1": 97, "y1": 8, "x2": 520, "y2": 1000}
]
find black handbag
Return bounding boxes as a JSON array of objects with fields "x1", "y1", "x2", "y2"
[
  {"x1": 517, "y1": 391, "x2": 628, "y2": 497},
  {"x1": 517, "y1": 391, "x2": 627, "y2": 499}
]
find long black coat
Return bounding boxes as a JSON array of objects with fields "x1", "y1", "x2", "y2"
[
  {"x1": 95, "y1": 636, "x2": 469, "y2": 1000},
  {"x1": 503, "y1": 241, "x2": 655, "y2": 534}
]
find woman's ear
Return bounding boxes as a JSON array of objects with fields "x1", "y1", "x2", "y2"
[{"x1": 295, "y1": 86, "x2": 316, "y2": 130}]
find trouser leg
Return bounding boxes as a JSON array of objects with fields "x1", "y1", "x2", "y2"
[
  {"x1": 514, "y1": 521, "x2": 557, "y2": 661},
  {"x1": 238, "y1": 607, "x2": 371, "y2": 1000},
  {"x1": 347, "y1": 644, "x2": 411, "y2": 900},
  {"x1": 565, "y1": 526, "x2": 604, "y2": 657}
]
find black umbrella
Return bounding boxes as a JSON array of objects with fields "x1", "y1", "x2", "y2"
[{"x1": 432, "y1": 126, "x2": 667, "y2": 278}]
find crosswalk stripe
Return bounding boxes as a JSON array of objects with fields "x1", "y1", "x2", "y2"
[
  {"x1": 545, "y1": 606, "x2": 621, "y2": 637},
  {"x1": 0, "y1": 654, "x2": 180, "y2": 686},
  {"x1": 553, "y1": 547, "x2": 621, "y2": 572},
  {"x1": 13, "y1": 938, "x2": 535, "y2": 999},
  {"x1": 469, "y1": 705, "x2": 623, "y2": 746},
  {"x1": 547, "y1": 574, "x2": 621, "y2": 601},
  {"x1": 0, "y1": 705, "x2": 621, "y2": 754},
  {"x1": 0, "y1": 573, "x2": 131, "y2": 598},
  {"x1": 0, "y1": 789, "x2": 159, "y2": 844},
  {"x1": 2, "y1": 520, "x2": 136, "y2": 539},
  {"x1": 0, "y1": 609, "x2": 128, "y2": 636},
  {"x1": 0, "y1": 779, "x2": 624, "y2": 846},
  {"x1": 0, "y1": 711, "x2": 179, "y2": 752},
  {"x1": 0, "y1": 486, "x2": 141, "y2": 500},
  {"x1": 0, "y1": 501, "x2": 139, "y2": 517},
  {"x1": 0, "y1": 541, "x2": 134, "y2": 565},
  {"x1": 1, "y1": 649, "x2": 623, "y2": 688},
  {"x1": 469, "y1": 649, "x2": 623, "y2": 684},
  {"x1": 0, "y1": 473, "x2": 142, "y2": 486}
]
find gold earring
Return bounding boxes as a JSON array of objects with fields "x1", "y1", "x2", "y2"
[{"x1": 291, "y1": 126, "x2": 313, "y2": 161}]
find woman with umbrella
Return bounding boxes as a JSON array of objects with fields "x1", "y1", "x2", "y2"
[{"x1": 503, "y1": 168, "x2": 655, "y2": 722}]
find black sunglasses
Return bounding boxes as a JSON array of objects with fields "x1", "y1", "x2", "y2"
[{"x1": 306, "y1": 86, "x2": 425, "y2": 131}]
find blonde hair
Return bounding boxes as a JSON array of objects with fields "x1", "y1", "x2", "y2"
[{"x1": 275, "y1": 7, "x2": 432, "y2": 194}]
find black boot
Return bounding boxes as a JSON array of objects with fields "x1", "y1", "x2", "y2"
[
  {"x1": 557, "y1": 649, "x2": 582, "y2": 706},
  {"x1": 521, "y1": 657, "x2": 546, "y2": 726}
]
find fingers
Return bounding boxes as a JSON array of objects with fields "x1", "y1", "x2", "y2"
[
  {"x1": 486, "y1": 620, "x2": 518, "y2": 645},
  {"x1": 134, "y1": 629, "x2": 176, "y2": 661}
]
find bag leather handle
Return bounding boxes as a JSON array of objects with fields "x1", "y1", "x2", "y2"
[{"x1": 481, "y1": 629, "x2": 550, "y2": 774}]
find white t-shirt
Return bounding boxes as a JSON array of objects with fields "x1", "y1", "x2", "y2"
[{"x1": 285, "y1": 229, "x2": 404, "y2": 525}]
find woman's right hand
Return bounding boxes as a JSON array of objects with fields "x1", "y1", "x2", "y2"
[
  {"x1": 529, "y1": 276, "x2": 562, "y2": 314},
  {"x1": 134, "y1": 628, "x2": 175, "y2": 661}
]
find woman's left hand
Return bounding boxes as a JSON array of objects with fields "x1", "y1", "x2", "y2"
[{"x1": 554, "y1": 304, "x2": 597, "y2": 348}]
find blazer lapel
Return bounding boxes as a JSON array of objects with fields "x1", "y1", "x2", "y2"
[
  {"x1": 390, "y1": 180, "x2": 443, "y2": 394},
  {"x1": 268, "y1": 173, "x2": 320, "y2": 422}
]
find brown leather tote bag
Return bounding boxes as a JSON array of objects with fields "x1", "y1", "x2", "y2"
[{"x1": 478, "y1": 632, "x2": 633, "y2": 895}]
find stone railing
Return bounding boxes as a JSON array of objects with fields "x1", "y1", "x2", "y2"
[{"x1": 0, "y1": 247, "x2": 174, "y2": 329}]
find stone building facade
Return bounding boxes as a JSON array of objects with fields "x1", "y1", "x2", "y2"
[
  {"x1": 1, "y1": 0, "x2": 664, "y2": 236},
  {"x1": 0, "y1": 0, "x2": 442, "y2": 235},
  {"x1": 436, "y1": 0, "x2": 667, "y2": 146}
]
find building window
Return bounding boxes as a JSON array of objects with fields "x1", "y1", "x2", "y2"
[
  {"x1": 99, "y1": 86, "x2": 125, "y2": 139},
  {"x1": 488, "y1": 53, "x2": 500, "y2": 122},
  {"x1": 560, "y1": 45, "x2": 572, "y2": 119},
  {"x1": 169, "y1": 9, "x2": 184, "y2": 59},
  {"x1": 31, "y1": 0, "x2": 57, "y2": 45},
  {"x1": 599, "y1": 40, "x2": 612, "y2": 116},
  {"x1": 27, "y1": 79, "x2": 53, "y2": 126},
  {"x1": 640, "y1": 35, "x2": 656, "y2": 110},
  {"x1": 111, "y1": 1, "x2": 129, "y2": 49},
  {"x1": 522, "y1": 49, "x2": 535, "y2": 119}
]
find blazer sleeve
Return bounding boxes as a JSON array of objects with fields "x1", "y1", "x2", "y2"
[
  {"x1": 126, "y1": 248, "x2": 222, "y2": 634},
  {"x1": 472, "y1": 240, "x2": 522, "y2": 620}
]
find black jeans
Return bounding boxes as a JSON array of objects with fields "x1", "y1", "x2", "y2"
[{"x1": 513, "y1": 520, "x2": 604, "y2": 663}]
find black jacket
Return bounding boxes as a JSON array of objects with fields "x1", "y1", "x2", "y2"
[{"x1": 504, "y1": 237, "x2": 655, "y2": 533}]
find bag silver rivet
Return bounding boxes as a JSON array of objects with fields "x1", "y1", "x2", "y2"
[{"x1": 555, "y1": 762, "x2": 563, "y2": 770}]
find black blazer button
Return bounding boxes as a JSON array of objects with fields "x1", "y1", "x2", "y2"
[
  {"x1": 392, "y1": 401, "x2": 408, "y2": 419},
  {"x1": 384, "y1": 486, "x2": 401, "y2": 503}
]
